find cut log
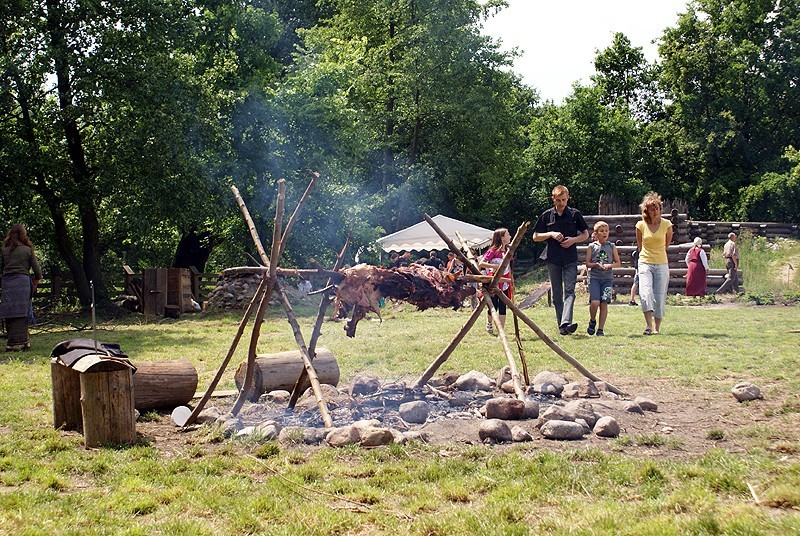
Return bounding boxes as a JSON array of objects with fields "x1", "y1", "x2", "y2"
[
  {"x1": 132, "y1": 359, "x2": 199, "y2": 410},
  {"x1": 78, "y1": 358, "x2": 136, "y2": 447},
  {"x1": 234, "y1": 347, "x2": 339, "y2": 402},
  {"x1": 51, "y1": 360, "x2": 83, "y2": 431}
]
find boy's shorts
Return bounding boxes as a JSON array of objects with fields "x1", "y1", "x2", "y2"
[{"x1": 589, "y1": 278, "x2": 613, "y2": 303}]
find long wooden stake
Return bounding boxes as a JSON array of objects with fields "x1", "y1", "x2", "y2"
[
  {"x1": 231, "y1": 185, "x2": 270, "y2": 267},
  {"x1": 492, "y1": 289, "x2": 625, "y2": 396},
  {"x1": 231, "y1": 276, "x2": 275, "y2": 414},
  {"x1": 424, "y1": 214, "x2": 480, "y2": 274},
  {"x1": 279, "y1": 172, "x2": 317, "y2": 254},
  {"x1": 413, "y1": 299, "x2": 486, "y2": 387},
  {"x1": 289, "y1": 234, "x2": 351, "y2": 408},
  {"x1": 275, "y1": 282, "x2": 333, "y2": 427},
  {"x1": 485, "y1": 294, "x2": 526, "y2": 400},
  {"x1": 231, "y1": 181, "x2": 286, "y2": 415},
  {"x1": 184, "y1": 275, "x2": 269, "y2": 425}
]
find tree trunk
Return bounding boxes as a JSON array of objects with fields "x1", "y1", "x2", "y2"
[
  {"x1": 46, "y1": 0, "x2": 107, "y2": 305},
  {"x1": 16, "y1": 76, "x2": 92, "y2": 306}
]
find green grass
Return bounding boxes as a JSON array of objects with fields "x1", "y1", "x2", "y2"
[{"x1": 1, "y1": 239, "x2": 799, "y2": 534}]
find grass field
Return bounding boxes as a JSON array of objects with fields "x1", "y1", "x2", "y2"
[{"x1": 1, "y1": 237, "x2": 799, "y2": 534}]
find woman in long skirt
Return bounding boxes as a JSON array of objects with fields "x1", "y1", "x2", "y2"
[
  {"x1": 0, "y1": 224, "x2": 42, "y2": 351},
  {"x1": 684, "y1": 237, "x2": 709, "y2": 296}
]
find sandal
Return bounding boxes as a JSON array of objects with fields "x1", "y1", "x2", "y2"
[{"x1": 643, "y1": 327, "x2": 653, "y2": 336}]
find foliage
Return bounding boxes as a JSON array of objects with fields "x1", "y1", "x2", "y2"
[{"x1": 737, "y1": 146, "x2": 800, "y2": 223}]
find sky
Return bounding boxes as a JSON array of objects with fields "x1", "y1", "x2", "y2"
[{"x1": 481, "y1": 0, "x2": 689, "y2": 103}]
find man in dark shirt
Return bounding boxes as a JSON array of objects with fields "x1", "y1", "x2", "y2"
[
  {"x1": 533, "y1": 185, "x2": 589, "y2": 335},
  {"x1": 424, "y1": 251, "x2": 444, "y2": 269}
]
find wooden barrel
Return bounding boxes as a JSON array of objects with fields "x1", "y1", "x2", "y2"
[
  {"x1": 132, "y1": 359, "x2": 199, "y2": 410},
  {"x1": 234, "y1": 347, "x2": 339, "y2": 402}
]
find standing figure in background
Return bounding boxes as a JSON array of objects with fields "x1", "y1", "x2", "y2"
[
  {"x1": 585, "y1": 221, "x2": 621, "y2": 336},
  {"x1": 684, "y1": 237, "x2": 709, "y2": 296},
  {"x1": 715, "y1": 233, "x2": 740, "y2": 294},
  {"x1": 479, "y1": 228, "x2": 512, "y2": 335},
  {"x1": 445, "y1": 252, "x2": 463, "y2": 275},
  {"x1": 0, "y1": 224, "x2": 42, "y2": 351},
  {"x1": 532, "y1": 185, "x2": 589, "y2": 335},
  {"x1": 425, "y1": 251, "x2": 444, "y2": 270},
  {"x1": 635, "y1": 192, "x2": 673, "y2": 335}
]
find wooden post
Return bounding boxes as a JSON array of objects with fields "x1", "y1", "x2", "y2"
[
  {"x1": 485, "y1": 295, "x2": 526, "y2": 400},
  {"x1": 234, "y1": 348, "x2": 339, "y2": 401},
  {"x1": 132, "y1": 359, "x2": 198, "y2": 410}
]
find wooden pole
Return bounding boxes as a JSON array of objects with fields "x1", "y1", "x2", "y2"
[
  {"x1": 280, "y1": 172, "x2": 317, "y2": 254},
  {"x1": 485, "y1": 294, "x2": 527, "y2": 400},
  {"x1": 230, "y1": 185, "x2": 270, "y2": 267},
  {"x1": 424, "y1": 214, "x2": 480, "y2": 274},
  {"x1": 231, "y1": 276, "x2": 275, "y2": 414},
  {"x1": 275, "y1": 282, "x2": 333, "y2": 427},
  {"x1": 183, "y1": 275, "x2": 268, "y2": 425},
  {"x1": 413, "y1": 299, "x2": 487, "y2": 388},
  {"x1": 492, "y1": 288, "x2": 625, "y2": 396},
  {"x1": 288, "y1": 234, "x2": 351, "y2": 408}
]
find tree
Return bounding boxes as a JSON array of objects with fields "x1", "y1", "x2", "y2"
[{"x1": 654, "y1": 0, "x2": 800, "y2": 218}]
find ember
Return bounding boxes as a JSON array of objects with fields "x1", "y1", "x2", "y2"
[{"x1": 333, "y1": 263, "x2": 476, "y2": 337}]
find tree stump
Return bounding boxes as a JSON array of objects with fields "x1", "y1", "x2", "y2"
[
  {"x1": 51, "y1": 360, "x2": 83, "y2": 431},
  {"x1": 132, "y1": 359, "x2": 199, "y2": 410},
  {"x1": 74, "y1": 356, "x2": 136, "y2": 447},
  {"x1": 234, "y1": 347, "x2": 339, "y2": 402}
]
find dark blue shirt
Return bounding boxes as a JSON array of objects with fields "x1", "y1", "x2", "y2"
[{"x1": 533, "y1": 206, "x2": 588, "y2": 266}]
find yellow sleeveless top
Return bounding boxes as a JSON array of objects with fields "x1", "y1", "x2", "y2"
[{"x1": 636, "y1": 219, "x2": 672, "y2": 264}]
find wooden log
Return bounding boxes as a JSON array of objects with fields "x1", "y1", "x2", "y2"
[
  {"x1": 51, "y1": 359, "x2": 83, "y2": 431},
  {"x1": 132, "y1": 360, "x2": 199, "y2": 410},
  {"x1": 79, "y1": 361, "x2": 136, "y2": 447},
  {"x1": 234, "y1": 348, "x2": 340, "y2": 402}
]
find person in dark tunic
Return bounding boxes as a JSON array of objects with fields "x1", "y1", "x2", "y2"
[
  {"x1": 532, "y1": 185, "x2": 589, "y2": 335},
  {"x1": 0, "y1": 224, "x2": 42, "y2": 351}
]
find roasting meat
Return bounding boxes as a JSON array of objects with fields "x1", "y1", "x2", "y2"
[{"x1": 334, "y1": 263, "x2": 476, "y2": 337}]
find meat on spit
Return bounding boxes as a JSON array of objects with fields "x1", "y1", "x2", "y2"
[{"x1": 333, "y1": 263, "x2": 476, "y2": 337}]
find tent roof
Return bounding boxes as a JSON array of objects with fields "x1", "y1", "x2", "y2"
[{"x1": 376, "y1": 215, "x2": 494, "y2": 252}]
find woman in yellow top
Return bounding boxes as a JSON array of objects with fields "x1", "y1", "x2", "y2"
[{"x1": 635, "y1": 193, "x2": 673, "y2": 335}]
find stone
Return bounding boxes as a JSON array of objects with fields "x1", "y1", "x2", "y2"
[
  {"x1": 633, "y1": 396, "x2": 658, "y2": 412},
  {"x1": 538, "y1": 405, "x2": 572, "y2": 426},
  {"x1": 540, "y1": 420, "x2": 585, "y2": 440},
  {"x1": 256, "y1": 423, "x2": 281, "y2": 440},
  {"x1": 511, "y1": 425, "x2": 533, "y2": 442},
  {"x1": 500, "y1": 380, "x2": 516, "y2": 394},
  {"x1": 266, "y1": 390, "x2": 291, "y2": 404},
  {"x1": 454, "y1": 370, "x2": 493, "y2": 391},
  {"x1": 448, "y1": 393, "x2": 473, "y2": 407},
  {"x1": 732, "y1": 382, "x2": 762, "y2": 402},
  {"x1": 359, "y1": 427, "x2": 395, "y2": 447},
  {"x1": 351, "y1": 419, "x2": 382, "y2": 432},
  {"x1": 399, "y1": 401, "x2": 430, "y2": 424},
  {"x1": 326, "y1": 426, "x2": 361, "y2": 447},
  {"x1": 350, "y1": 374, "x2": 381, "y2": 396},
  {"x1": 575, "y1": 419, "x2": 592, "y2": 434},
  {"x1": 235, "y1": 426, "x2": 256, "y2": 437},
  {"x1": 531, "y1": 371, "x2": 567, "y2": 396},
  {"x1": 302, "y1": 427, "x2": 327, "y2": 445},
  {"x1": 523, "y1": 400, "x2": 540, "y2": 419},
  {"x1": 478, "y1": 419, "x2": 513, "y2": 443},
  {"x1": 429, "y1": 372, "x2": 460, "y2": 387},
  {"x1": 593, "y1": 416, "x2": 620, "y2": 437},
  {"x1": 195, "y1": 407, "x2": 221, "y2": 424},
  {"x1": 296, "y1": 384, "x2": 349, "y2": 411},
  {"x1": 484, "y1": 398, "x2": 526, "y2": 420},
  {"x1": 217, "y1": 416, "x2": 242, "y2": 438},
  {"x1": 562, "y1": 377, "x2": 600, "y2": 398},
  {"x1": 402, "y1": 430, "x2": 430, "y2": 443},
  {"x1": 622, "y1": 401, "x2": 644, "y2": 414},
  {"x1": 564, "y1": 400, "x2": 597, "y2": 427},
  {"x1": 495, "y1": 366, "x2": 512, "y2": 387}
]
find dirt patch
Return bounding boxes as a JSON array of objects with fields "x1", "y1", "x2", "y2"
[{"x1": 133, "y1": 376, "x2": 799, "y2": 460}]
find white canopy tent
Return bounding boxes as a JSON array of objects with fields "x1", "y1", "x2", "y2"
[{"x1": 376, "y1": 215, "x2": 494, "y2": 253}]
